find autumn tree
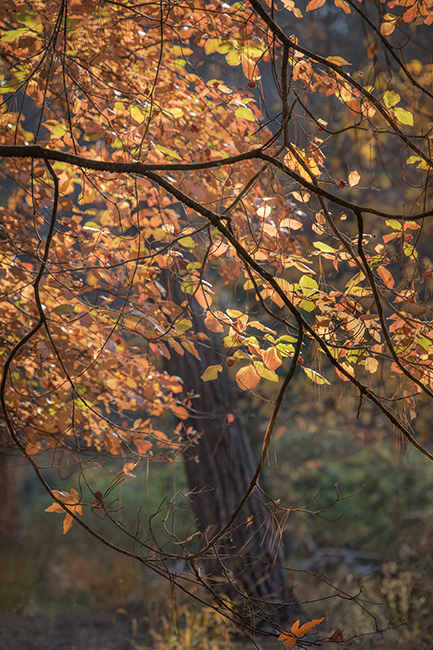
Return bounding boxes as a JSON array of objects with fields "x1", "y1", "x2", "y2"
[{"x1": 2, "y1": 0, "x2": 433, "y2": 643}]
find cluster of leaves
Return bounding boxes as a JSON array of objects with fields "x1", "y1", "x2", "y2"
[{"x1": 1, "y1": 0, "x2": 433, "y2": 641}]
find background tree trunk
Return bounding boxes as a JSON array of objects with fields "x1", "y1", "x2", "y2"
[
  {"x1": 163, "y1": 271, "x2": 302, "y2": 628},
  {"x1": 0, "y1": 445, "x2": 20, "y2": 551}
]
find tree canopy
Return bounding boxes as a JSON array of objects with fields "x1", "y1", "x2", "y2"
[{"x1": 1, "y1": 0, "x2": 433, "y2": 644}]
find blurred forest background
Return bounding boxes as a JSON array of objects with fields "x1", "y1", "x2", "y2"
[{"x1": 2, "y1": 380, "x2": 433, "y2": 649}]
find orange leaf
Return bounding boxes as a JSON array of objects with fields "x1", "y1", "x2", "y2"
[
  {"x1": 135, "y1": 439, "x2": 153, "y2": 454},
  {"x1": 263, "y1": 346, "x2": 282, "y2": 371},
  {"x1": 278, "y1": 632, "x2": 296, "y2": 648},
  {"x1": 45, "y1": 488, "x2": 82, "y2": 534},
  {"x1": 291, "y1": 617, "x2": 325, "y2": 638},
  {"x1": 204, "y1": 313, "x2": 224, "y2": 333},
  {"x1": 63, "y1": 514, "x2": 74, "y2": 534},
  {"x1": 377, "y1": 265, "x2": 395, "y2": 288},
  {"x1": 236, "y1": 364, "x2": 260, "y2": 390},
  {"x1": 306, "y1": 0, "x2": 326, "y2": 10},
  {"x1": 195, "y1": 284, "x2": 213, "y2": 309}
]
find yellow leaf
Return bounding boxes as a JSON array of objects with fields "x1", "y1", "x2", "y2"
[
  {"x1": 383, "y1": 90, "x2": 400, "y2": 109},
  {"x1": 393, "y1": 106, "x2": 413, "y2": 126},
  {"x1": 201, "y1": 364, "x2": 223, "y2": 381},
  {"x1": 326, "y1": 55, "x2": 351, "y2": 66},
  {"x1": 380, "y1": 21, "x2": 396, "y2": 36},
  {"x1": 303, "y1": 367, "x2": 330, "y2": 385},
  {"x1": 348, "y1": 170, "x2": 360, "y2": 187}
]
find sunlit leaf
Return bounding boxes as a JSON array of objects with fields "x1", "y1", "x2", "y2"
[
  {"x1": 364, "y1": 357, "x2": 378, "y2": 374},
  {"x1": 201, "y1": 364, "x2": 223, "y2": 381},
  {"x1": 383, "y1": 90, "x2": 400, "y2": 109},
  {"x1": 306, "y1": 0, "x2": 326, "y2": 11},
  {"x1": 348, "y1": 170, "x2": 360, "y2": 187},
  {"x1": 377, "y1": 265, "x2": 395, "y2": 288},
  {"x1": 393, "y1": 107, "x2": 413, "y2": 126},
  {"x1": 313, "y1": 241, "x2": 336, "y2": 253},
  {"x1": 235, "y1": 107, "x2": 255, "y2": 121},
  {"x1": 154, "y1": 144, "x2": 182, "y2": 159},
  {"x1": 291, "y1": 617, "x2": 325, "y2": 637},
  {"x1": 303, "y1": 367, "x2": 330, "y2": 385},
  {"x1": 326, "y1": 56, "x2": 351, "y2": 66},
  {"x1": 52, "y1": 304, "x2": 74, "y2": 315},
  {"x1": 236, "y1": 364, "x2": 260, "y2": 390}
]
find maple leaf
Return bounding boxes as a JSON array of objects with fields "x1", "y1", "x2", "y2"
[
  {"x1": 45, "y1": 489, "x2": 82, "y2": 534},
  {"x1": 279, "y1": 617, "x2": 325, "y2": 647}
]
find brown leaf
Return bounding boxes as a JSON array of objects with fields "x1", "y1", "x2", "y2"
[{"x1": 326, "y1": 628, "x2": 346, "y2": 642}]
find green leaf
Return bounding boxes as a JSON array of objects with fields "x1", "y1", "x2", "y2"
[
  {"x1": 170, "y1": 45, "x2": 193, "y2": 57},
  {"x1": 254, "y1": 362, "x2": 279, "y2": 382},
  {"x1": 406, "y1": 156, "x2": 423, "y2": 165},
  {"x1": 16, "y1": 9, "x2": 37, "y2": 27},
  {"x1": 217, "y1": 42, "x2": 234, "y2": 54},
  {"x1": 299, "y1": 299, "x2": 316, "y2": 312},
  {"x1": 201, "y1": 364, "x2": 223, "y2": 381},
  {"x1": 83, "y1": 221, "x2": 101, "y2": 230},
  {"x1": 205, "y1": 38, "x2": 221, "y2": 55},
  {"x1": 393, "y1": 107, "x2": 413, "y2": 126},
  {"x1": 175, "y1": 319, "x2": 192, "y2": 333},
  {"x1": 154, "y1": 144, "x2": 182, "y2": 160},
  {"x1": 163, "y1": 107, "x2": 184, "y2": 118},
  {"x1": 44, "y1": 120, "x2": 68, "y2": 138},
  {"x1": 1, "y1": 27, "x2": 28, "y2": 42},
  {"x1": 383, "y1": 90, "x2": 400, "y2": 109},
  {"x1": 131, "y1": 105, "x2": 147, "y2": 124},
  {"x1": 313, "y1": 241, "x2": 336, "y2": 253},
  {"x1": 276, "y1": 335, "x2": 298, "y2": 343},
  {"x1": 416, "y1": 336, "x2": 432, "y2": 352},
  {"x1": 226, "y1": 50, "x2": 241, "y2": 66},
  {"x1": 303, "y1": 367, "x2": 331, "y2": 385},
  {"x1": 241, "y1": 45, "x2": 264, "y2": 58},
  {"x1": 235, "y1": 107, "x2": 255, "y2": 121},
  {"x1": 299, "y1": 274, "x2": 319, "y2": 297},
  {"x1": 52, "y1": 304, "x2": 74, "y2": 315},
  {"x1": 385, "y1": 219, "x2": 402, "y2": 230},
  {"x1": 179, "y1": 236, "x2": 195, "y2": 249}
]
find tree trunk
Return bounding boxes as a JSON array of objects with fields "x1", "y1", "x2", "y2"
[
  {"x1": 0, "y1": 447, "x2": 20, "y2": 551},
  {"x1": 162, "y1": 271, "x2": 302, "y2": 628}
]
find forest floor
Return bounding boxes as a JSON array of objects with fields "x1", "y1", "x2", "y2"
[{"x1": 0, "y1": 611, "x2": 151, "y2": 650}]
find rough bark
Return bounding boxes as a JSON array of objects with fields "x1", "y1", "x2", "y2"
[{"x1": 162, "y1": 271, "x2": 302, "y2": 628}]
